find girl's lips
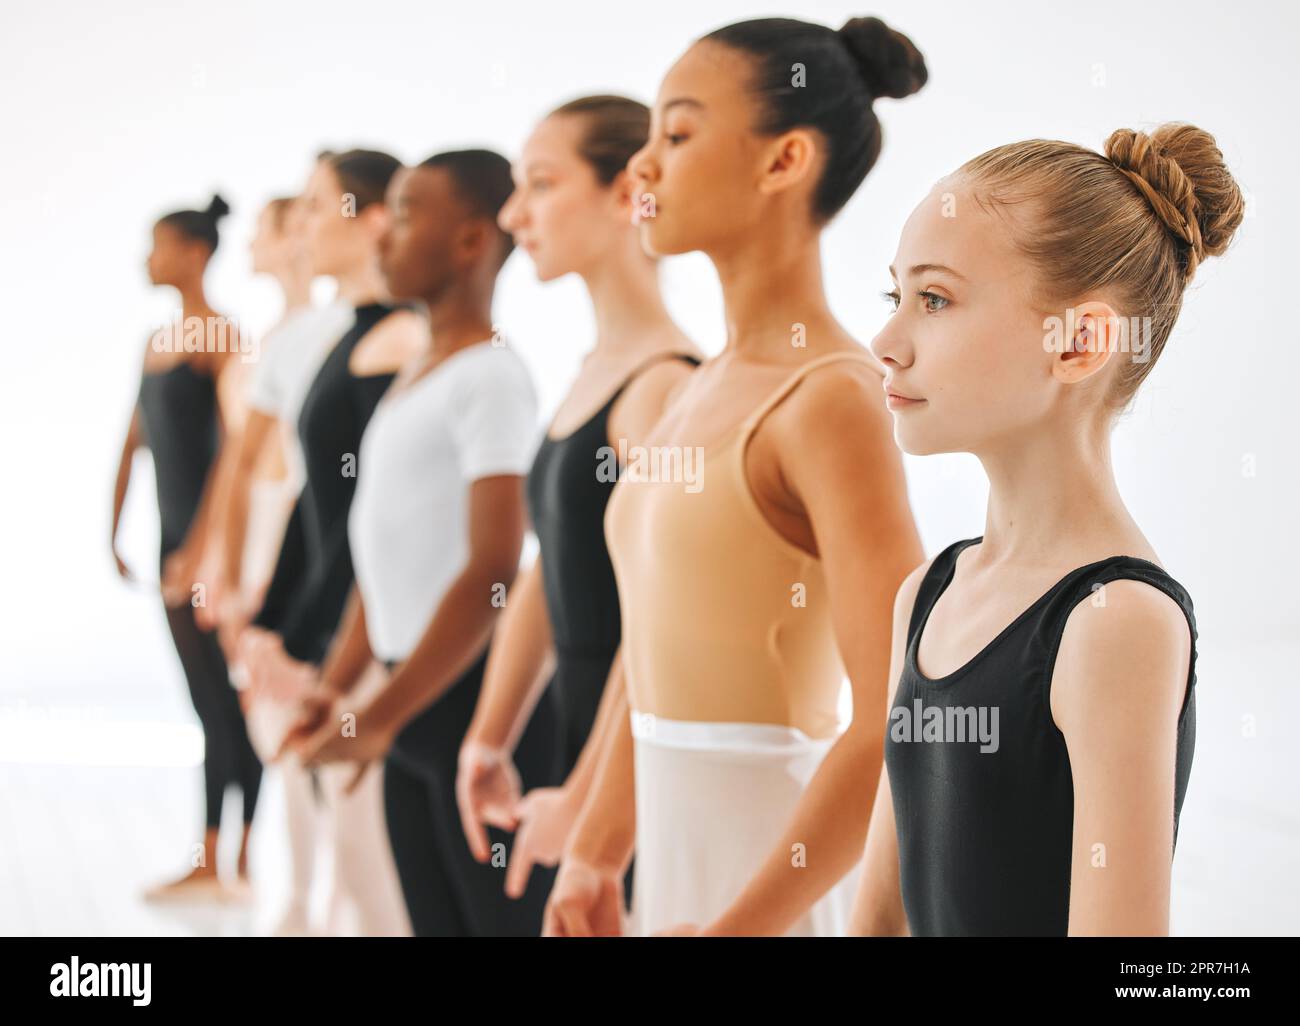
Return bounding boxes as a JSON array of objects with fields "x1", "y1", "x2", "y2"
[{"x1": 885, "y1": 391, "x2": 926, "y2": 409}]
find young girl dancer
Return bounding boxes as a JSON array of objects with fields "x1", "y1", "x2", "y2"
[
  {"x1": 112, "y1": 195, "x2": 263, "y2": 901},
  {"x1": 544, "y1": 16, "x2": 928, "y2": 937},
  {"x1": 851, "y1": 124, "x2": 1243, "y2": 936},
  {"x1": 209, "y1": 190, "x2": 351, "y2": 934},
  {"x1": 455, "y1": 95, "x2": 701, "y2": 903},
  {"x1": 237, "y1": 150, "x2": 421, "y2": 935},
  {"x1": 286, "y1": 151, "x2": 559, "y2": 937}
]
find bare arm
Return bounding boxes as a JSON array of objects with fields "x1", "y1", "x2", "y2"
[
  {"x1": 705, "y1": 364, "x2": 924, "y2": 936},
  {"x1": 848, "y1": 560, "x2": 933, "y2": 936},
  {"x1": 218, "y1": 407, "x2": 278, "y2": 589},
  {"x1": 561, "y1": 663, "x2": 637, "y2": 870},
  {"x1": 111, "y1": 406, "x2": 144, "y2": 577},
  {"x1": 465, "y1": 556, "x2": 556, "y2": 752},
  {"x1": 318, "y1": 586, "x2": 375, "y2": 697},
  {"x1": 1054, "y1": 579, "x2": 1192, "y2": 935}
]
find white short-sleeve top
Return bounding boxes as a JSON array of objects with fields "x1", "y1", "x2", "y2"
[
  {"x1": 247, "y1": 300, "x2": 354, "y2": 485},
  {"x1": 349, "y1": 339, "x2": 539, "y2": 661}
]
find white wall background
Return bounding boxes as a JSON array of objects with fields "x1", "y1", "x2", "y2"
[{"x1": 0, "y1": 0, "x2": 1296, "y2": 934}]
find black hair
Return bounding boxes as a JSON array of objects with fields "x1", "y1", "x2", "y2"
[
  {"x1": 418, "y1": 149, "x2": 517, "y2": 264},
  {"x1": 701, "y1": 16, "x2": 927, "y2": 222},
  {"x1": 328, "y1": 148, "x2": 402, "y2": 211},
  {"x1": 157, "y1": 193, "x2": 230, "y2": 253}
]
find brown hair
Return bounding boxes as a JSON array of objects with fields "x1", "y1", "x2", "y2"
[
  {"x1": 549, "y1": 95, "x2": 650, "y2": 186},
  {"x1": 959, "y1": 123, "x2": 1245, "y2": 409}
]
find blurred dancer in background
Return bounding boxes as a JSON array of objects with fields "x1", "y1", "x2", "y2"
[{"x1": 112, "y1": 194, "x2": 263, "y2": 902}]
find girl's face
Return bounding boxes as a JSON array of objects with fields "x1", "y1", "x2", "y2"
[
  {"x1": 249, "y1": 201, "x2": 299, "y2": 275},
  {"x1": 146, "y1": 221, "x2": 203, "y2": 287},
  {"x1": 299, "y1": 163, "x2": 378, "y2": 277},
  {"x1": 499, "y1": 114, "x2": 634, "y2": 281},
  {"x1": 870, "y1": 179, "x2": 1063, "y2": 457},
  {"x1": 627, "y1": 40, "x2": 779, "y2": 256}
]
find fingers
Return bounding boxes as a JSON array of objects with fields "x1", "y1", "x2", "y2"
[
  {"x1": 504, "y1": 818, "x2": 536, "y2": 899},
  {"x1": 343, "y1": 761, "x2": 371, "y2": 796},
  {"x1": 456, "y1": 776, "x2": 493, "y2": 864}
]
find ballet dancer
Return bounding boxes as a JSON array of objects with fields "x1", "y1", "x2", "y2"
[
  {"x1": 543, "y1": 16, "x2": 928, "y2": 936},
  {"x1": 455, "y1": 95, "x2": 701, "y2": 905},
  {"x1": 285, "y1": 150, "x2": 559, "y2": 936},
  {"x1": 112, "y1": 195, "x2": 263, "y2": 901},
  {"x1": 237, "y1": 149, "x2": 421, "y2": 936},
  {"x1": 851, "y1": 123, "x2": 1243, "y2": 936},
  {"x1": 206, "y1": 187, "x2": 350, "y2": 934}
]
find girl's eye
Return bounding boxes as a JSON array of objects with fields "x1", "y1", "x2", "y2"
[
  {"x1": 665, "y1": 132, "x2": 688, "y2": 145},
  {"x1": 920, "y1": 290, "x2": 949, "y2": 313},
  {"x1": 881, "y1": 289, "x2": 901, "y2": 312}
]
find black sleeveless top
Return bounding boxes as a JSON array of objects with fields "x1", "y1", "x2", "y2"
[
  {"x1": 137, "y1": 360, "x2": 219, "y2": 557},
  {"x1": 254, "y1": 303, "x2": 399, "y2": 664},
  {"x1": 525, "y1": 352, "x2": 699, "y2": 776},
  {"x1": 884, "y1": 537, "x2": 1198, "y2": 937},
  {"x1": 526, "y1": 353, "x2": 699, "y2": 660}
]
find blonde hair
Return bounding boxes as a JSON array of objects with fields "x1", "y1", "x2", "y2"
[{"x1": 960, "y1": 123, "x2": 1245, "y2": 409}]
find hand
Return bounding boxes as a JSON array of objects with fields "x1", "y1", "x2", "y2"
[
  {"x1": 542, "y1": 857, "x2": 626, "y2": 937},
  {"x1": 243, "y1": 633, "x2": 315, "y2": 704},
  {"x1": 455, "y1": 740, "x2": 522, "y2": 863},
  {"x1": 505, "y1": 786, "x2": 581, "y2": 899},
  {"x1": 652, "y1": 923, "x2": 702, "y2": 937},
  {"x1": 274, "y1": 686, "x2": 334, "y2": 761},
  {"x1": 193, "y1": 553, "x2": 225, "y2": 630},
  {"x1": 160, "y1": 547, "x2": 201, "y2": 608},
  {"x1": 293, "y1": 696, "x2": 397, "y2": 796},
  {"x1": 112, "y1": 542, "x2": 134, "y2": 581}
]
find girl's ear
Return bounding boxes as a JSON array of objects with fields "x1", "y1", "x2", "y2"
[{"x1": 1053, "y1": 300, "x2": 1119, "y2": 385}]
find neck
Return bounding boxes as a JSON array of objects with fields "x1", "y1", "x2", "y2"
[
  {"x1": 333, "y1": 257, "x2": 388, "y2": 306},
  {"x1": 974, "y1": 415, "x2": 1135, "y2": 567},
  {"x1": 424, "y1": 279, "x2": 495, "y2": 358},
  {"x1": 274, "y1": 264, "x2": 313, "y2": 312},
  {"x1": 581, "y1": 236, "x2": 681, "y2": 355},
  {"x1": 710, "y1": 220, "x2": 832, "y2": 360},
  {"x1": 175, "y1": 279, "x2": 211, "y2": 318}
]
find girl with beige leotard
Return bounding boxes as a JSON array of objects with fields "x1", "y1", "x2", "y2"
[{"x1": 544, "y1": 15, "x2": 928, "y2": 937}]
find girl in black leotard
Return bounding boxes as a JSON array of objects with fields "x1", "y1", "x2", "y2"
[
  {"x1": 452, "y1": 97, "x2": 702, "y2": 908},
  {"x1": 236, "y1": 150, "x2": 421, "y2": 936},
  {"x1": 854, "y1": 123, "x2": 1245, "y2": 935},
  {"x1": 112, "y1": 194, "x2": 263, "y2": 902}
]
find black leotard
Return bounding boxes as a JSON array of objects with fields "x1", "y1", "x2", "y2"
[
  {"x1": 884, "y1": 537, "x2": 1197, "y2": 936},
  {"x1": 525, "y1": 352, "x2": 700, "y2": 774},
  {"x1": 137, "y1": 361, "x2": 218, "y2": 557},
  {"x1": 254, "y1": 302, "x2": 399, "y2": 663}
]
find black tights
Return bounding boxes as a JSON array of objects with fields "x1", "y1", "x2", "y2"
[
  {"x1": 383, "y1": 649, "x2": 559, "y2": 936},
  {"x1": 163, "y1": 599, "x2": 262, "y2": 830}
]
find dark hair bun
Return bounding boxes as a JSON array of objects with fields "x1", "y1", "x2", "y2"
[
  {"x1": 837, "y1": 16, "x2": 927, "y2": 100},
  {"x1": 205, "y1": 193, "x2": 231, "y2": 222}
]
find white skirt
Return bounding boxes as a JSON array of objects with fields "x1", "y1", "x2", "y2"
[{"x1": 628, "y1": 710, "x2": 861, "y2": 937}]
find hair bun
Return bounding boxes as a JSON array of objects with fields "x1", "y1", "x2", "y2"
[
  {"x1": 837, "y1": 16, "x2": 928, "y2": 100},
  {"x1": 1105, "y1": 124, "x2": 1244, "y2": 280},
  {"x1": 205, "y1": 193, "x2": 231, "y2": 222}
]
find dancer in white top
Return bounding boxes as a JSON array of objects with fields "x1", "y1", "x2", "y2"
[{"x1": 286, "y1": 150, "x2": 561, "y2": 935}]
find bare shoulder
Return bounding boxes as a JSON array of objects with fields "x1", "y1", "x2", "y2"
[
  {"x1": 351, "y1": 309, "x2": 427, "y2": 374},
  {"x1": 1052, "y1": 578, "x2": 1192, "y2": 728},
  {"x1": 609, "y1": 350, "x2": 700, "y2": 443},
  {"x1": 782, "y1": 347, "x2": 887, "y2": 435}
]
